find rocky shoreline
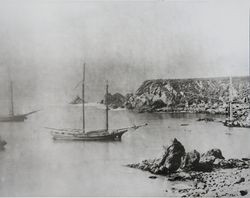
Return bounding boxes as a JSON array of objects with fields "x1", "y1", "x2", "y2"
[
  {"x1": 123, "y1": 76, "x2": 250, "y2": 128},
  {"x1": 127, "y1": 139, "x2": 250, "y2": 197}
]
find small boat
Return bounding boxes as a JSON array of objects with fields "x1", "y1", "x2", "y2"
[
  {"x1": 0, "y1": 111, "x2": 40, "y2": 122},
  {"x1": 0, "y1": 69, "x2": 39, "y2": 122},
  {"x1": 49, "y1": 63, "x2": 147, "y2": 141}
]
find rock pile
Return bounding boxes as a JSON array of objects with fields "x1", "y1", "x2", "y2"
[
  {"x1": 127, "y1": 139, "x2": 250, "y2": 174},
  {"x1": 128, "y1": 138, "x2": 185, "y2": 174}
]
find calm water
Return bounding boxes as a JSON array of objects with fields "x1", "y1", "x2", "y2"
[{"x1": 0, "y1": 104, "x2": 249, "y2": 196}]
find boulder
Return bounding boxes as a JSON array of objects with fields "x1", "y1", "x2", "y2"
[
  {"x1": 149, "y1": 175, "x2": 157, "y2": 179},
  {"x1": 234, "y1": 177, "x2": 245, "y2": 184},
  {"x1": 163, "y1": 138, "x2": 186, "y2": 172},
  {"x1": 126, "y1": 138, "x2": 185, "y2": 175},
  {"x1": 103, "y1": 92, "x2": 126, "y2": 108},
  {"x1": 213, "y1": 158, "x2": 224, "y2": 167},
  {"x1": 196, "y1": 148, "x2": 224, "y2": 172},
  {"x1": 201, "y1": 148, "x2": 224, "y2": 159},
  {"x1": 0, "y1": 137, "x2": 6, "y2": 150},
  {"x1": 180, "y1": 150, "x2": 200, "y2": 171},
  {"x1": 240, "y1": 190, "x2": 248, "y2": 196}
]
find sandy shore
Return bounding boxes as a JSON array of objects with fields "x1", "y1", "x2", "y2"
[{"x1": 167, "y1": 167, "x2": 250, "y2": 197}]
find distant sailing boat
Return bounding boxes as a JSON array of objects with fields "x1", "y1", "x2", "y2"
[
  {"x1": 49, "y1": 63, "x2": 147, "y2": 141},
  {"x1": 0, "y1": 70, "x2": 39, "y2": 122},
  {"x1": 223, "y1": 76, "x2": 235, "y2": 127}
]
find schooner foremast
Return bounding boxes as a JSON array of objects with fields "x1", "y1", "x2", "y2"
[
  {"x1": 105, "y1": 80, "x2": 109, "y2": 131},
  {"x1": 8, "y1": 66, "x2": 14, "y2": 117},
  {"x1": 81, "y1": 64, "x2": 110, "y2": 133},
  {"x1": 82, "y1": 63, "x2": 85, "y2": 133}
]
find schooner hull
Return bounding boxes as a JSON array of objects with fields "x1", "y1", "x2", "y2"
[
  {"x1": 0, "y1": 114, "x2": 27, "y2": 122},
  {"x1": 0, "y1": 110, "x2": 40, "y2": 122},
  {"x1": 52, "y1": 130, "x2": 128, "y2": 141}
]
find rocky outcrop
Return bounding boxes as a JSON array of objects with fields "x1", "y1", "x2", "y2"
[
  {"x1": 223, "y1": 110, "x2": 250, "y2": 128},
  {"x1": 127, "y1": 139, "x2": 249, "y2": 175},
  {"x1": 101, "y1": 92, "x2": 126, "y2": 109},
  {"x1": 180, "y1": 150, "x2": 200, "y2": 171},
  {"x1": 196, "y1": 149, "x2": 225, "y2": 172},
  {"x1": 163, "y1": 139, "x2": 185, "y2": 172},
  {"x1": 202, "y1": 148, "x2": 224, "y2": 160},
  {"x1": 70, "y1": 95, "x2": 82, "y2": 104},
  {"x1": 0, "y1": 136, "x2": 6, "y2": 150},
  {"x1": 125, "y1": 76, "x2": 250, "y2": 114},
  {"x1": 128, "y1": 138, "x2": 185, "y2": 174}
]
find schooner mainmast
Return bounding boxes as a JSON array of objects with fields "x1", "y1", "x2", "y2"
[
  {"x1": 105, "y1": 80, "x2": 109, "y2": 131},
  {"x1": 9, "y1": 80, "x2": 14, "y2": 117}
]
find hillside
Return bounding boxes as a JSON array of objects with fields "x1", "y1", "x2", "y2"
[{"x1": 125, "y1": 76, "x2": 250, "y2": 114}]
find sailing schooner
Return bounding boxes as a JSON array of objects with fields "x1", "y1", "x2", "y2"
[
  {"x1": 0, "y1": 70, "x2": 39, "y2": 122},
  {"x1": 223, "y1": 76, "x2": 236, "y2": 127},
  {"x1": 49, "y1": 63, "x2": 147, "y2": 141}
]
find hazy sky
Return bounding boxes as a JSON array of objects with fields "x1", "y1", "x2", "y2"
[{"x1": 0, "y1": 0, "x2": 249, "y2": 105}]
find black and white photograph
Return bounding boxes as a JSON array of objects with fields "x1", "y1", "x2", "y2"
[{"x1": 0, "y1": 0, "x2": 249, "y2": 197}]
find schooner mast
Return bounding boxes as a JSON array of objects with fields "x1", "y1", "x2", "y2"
[
  {"x1": 9, "y1": 80, "x2": 14, "y2": 116},
  {"x1": 8, "y1": 67, "x2": 14, "y2": 116},
  {"x1": 229, "y1": 76, "x2": 233, "y2": 121},
  {"x1": 82, "y1": 63, "x2": 85, "y2": 133},
  {"x1": 105, "y1": 80, "x2": 109, "y2": 131}
]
